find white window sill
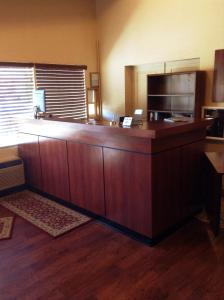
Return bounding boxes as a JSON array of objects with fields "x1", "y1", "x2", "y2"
[{"x1": 0, "y1": 135, "x2": 24, "y2": 148}]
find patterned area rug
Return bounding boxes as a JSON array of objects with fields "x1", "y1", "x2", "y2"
[
  {"x1": 0, "y1": 217, "x2": 14, "y2": 240},
  {"x1": 0, "y1": 191, "x2": 91, "y2": 237}
]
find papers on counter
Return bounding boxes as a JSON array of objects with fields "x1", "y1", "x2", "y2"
[{"x1": 164, "y1": 117, "x2": 191, "y2": 123}]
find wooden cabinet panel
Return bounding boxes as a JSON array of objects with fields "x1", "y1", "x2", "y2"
[
  {"x1": 151, "y1": 142, "x2": 204, "y2": 237},
  {"x1": 68, "y1": 142, "x2": 105, "y2": 216},
  {"x1": 213, "y1": 49, "x2": 224, "y2": 102},
  {"x1": 39, "y1": 137, "x2": 70, "y2": 201},
  {"x1": 180, "y1": 141, "x2": 204, "y2": 218},
  {"x1": 151, "y1": 148, "x2": 181, "y2": 237},
  {"x1": 104, "y1": 148, "x2": 152, "y2": 237},
  {"x1": 18, "y1": 133, "x2": 42, "y2": 190}
]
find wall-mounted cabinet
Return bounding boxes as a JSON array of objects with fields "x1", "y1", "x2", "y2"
[
  {"x1": 212, "y1": 49, "x2": 224, "y2": 102},
  {"x1": 147, "y1": 71, "x2": 205, "y2": 120}
]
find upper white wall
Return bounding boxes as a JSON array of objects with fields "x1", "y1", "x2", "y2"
[
  {"x1": 0, "y1": 0, "x2": 98, "y2": 84},
  {"x1": 96, "y1": 0, "x2": 224, "y2": 118}
]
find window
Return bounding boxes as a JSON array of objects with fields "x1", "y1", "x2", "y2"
[
  {"x1": 35, "y1": 64, "x2": 87, "y2": 119},
  {"x1": 0, "y1": 64, "x2": 34, "y2": 138},
  {"x1": 87, "y1": 88, "x2": 96, "y2": 116},
  {"x1": 0, "y1": 63, "x2": 87, "y2": 142}
]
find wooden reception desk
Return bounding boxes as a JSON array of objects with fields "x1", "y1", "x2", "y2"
[{"x1": 18, "y1": 118, "x2": 211, "y2": 242}]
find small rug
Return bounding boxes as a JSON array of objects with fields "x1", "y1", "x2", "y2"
[
  {"x1": 0, "y1": 216, "x2": 14, "y2": 240},
  {"x1": 0, "y1": 190, "x2": 91, "y2": 237}
]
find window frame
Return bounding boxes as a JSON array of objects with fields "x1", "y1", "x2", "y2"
[{"x1": 0, "y1": 62, "x2": 88, "y2": 141}]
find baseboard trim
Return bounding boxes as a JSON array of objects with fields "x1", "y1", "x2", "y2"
[{"x1": 0, "y1": 184, "x2": 26, "y2": 197}]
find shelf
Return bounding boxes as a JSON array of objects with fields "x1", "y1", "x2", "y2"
[
  {"x1": 147, "y1": 71, "x2": 205, "y2": 120},
  {"x1": 148, "y1": 110, "x2": 171, "y2": 113},
  {"x1": 148, "y1": 109, "x2": 193, "y2": 114},
  {"x1": 148, "y1": 94, "x2": 195, "y2": 97}
]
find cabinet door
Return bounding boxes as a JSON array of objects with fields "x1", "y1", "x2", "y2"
[
  {"x1": 104, "y1": 148, "x2": 151, "y2": 237},
  {"x1": 18, "y1": 133, "x2": 42, "y2": 190},
  {"x1": 68, "y1": 142, "x2": 105, "y2": 216},
  {"x1": 151, "y1": 148, "x2": 181, "y2": 237},
  {"x1": 39, "y1": 137, "x2": 70, "y2": 201},
  {"x1": 181, "y1": 141, "x2": 204, "y2": 218},
  {"x1": 213, "y1": 49, "x2": 224, "y2": 102}
]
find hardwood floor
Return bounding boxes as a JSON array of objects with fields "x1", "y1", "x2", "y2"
[{"x1": 0, "y1": 206, "x2": 224, "y2": 300}]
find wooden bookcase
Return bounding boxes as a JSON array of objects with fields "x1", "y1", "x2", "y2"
[{"x1": 147, "y1": 71, "x2": 205, "y2": 120}]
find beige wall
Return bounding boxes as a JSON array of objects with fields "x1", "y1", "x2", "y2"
[
  {"x1": 96, "y1": 0, "x2": 224, "y2": 119},
  {"x1": 0, "y1": 0, "x2": 97, "y2": 85},
  {"x1": 1, "y1": 0, "x2": 224, "y2": 118}
]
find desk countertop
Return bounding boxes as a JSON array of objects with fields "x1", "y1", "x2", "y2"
[
  {"x1": 205, "y1": 152, "x2": 224, "y2": 175},
  {"x1": 20, "y1": 117, "x2": 212, "y2": 140}
]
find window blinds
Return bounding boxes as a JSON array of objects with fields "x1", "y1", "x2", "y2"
[
  {"x1": 35, "y1": 65, "x2": 87, "y2": 119},
  {"x1": 0, "y1": 65, "x2": 34, "y2": 136}
]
